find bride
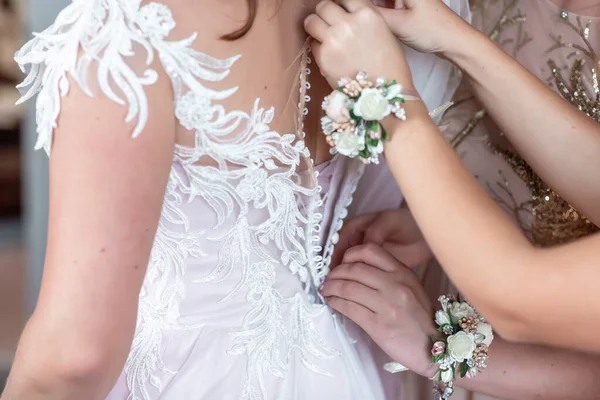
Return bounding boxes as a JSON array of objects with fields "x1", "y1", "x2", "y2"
[{"x1": 2, "y1": 0, "x2": 468, "y2": 399}]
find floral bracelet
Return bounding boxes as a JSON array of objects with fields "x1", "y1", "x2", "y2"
[
  {"x1": 383, "y1": 295, "x2": 494, "y2": 400},
  {"x1": 431, "y1": 295, "x2": 494, "y2": 400},
  {"x1": 321, "y1": 72, "x2": 409, "y2": 165}
]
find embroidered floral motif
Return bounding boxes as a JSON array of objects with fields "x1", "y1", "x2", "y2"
[
  {"x1": 135, "y1": 2, "x2": 175, "y2": 38},
  {"x1": 175, "y1": 91, "x2": 215, "y2": 130}
]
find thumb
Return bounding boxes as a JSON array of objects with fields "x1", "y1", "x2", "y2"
[{"x1": 376, "y1": 6, "x2": 410, "y2": 38}]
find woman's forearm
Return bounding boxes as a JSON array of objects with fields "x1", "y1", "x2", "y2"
[
  {"x1": 456, "y1": 338, "x2": 600, "y2": 399},
  {"x1": 443, "y1": 28, "x2": 600, "y2": 224},
  {"x1": 383, "y1": 102, "x2": 600, "y2": 351}
]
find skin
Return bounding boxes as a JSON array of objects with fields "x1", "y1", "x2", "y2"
[
  {"x1": 2, "y1": 57, "x2": 175, "y2": 399},
  {"x1": 305, "y1": 0, "x2": 600, "y2": 397}
]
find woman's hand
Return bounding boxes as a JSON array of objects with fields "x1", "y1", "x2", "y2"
[
  {"x1": 322, "y1": 243, "x2": 437, "y2": 377},
  {"x1": 375, "y1": 0, "x2": 475, "y2": 56},
  {"x1": 332, "y1": 208, "x2": 433, "y2": 268},
  {"x1": 304, "y1": 0, "x2": 415, "y2": 91}
]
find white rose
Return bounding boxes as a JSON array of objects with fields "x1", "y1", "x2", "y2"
[
  {"x1": 324, "y1": 91, "x2": 351, "y2": 123},
  {"x1": 332, "y1": 132, "x2": 365, "y2": 157},
  {"x1": 476, "y1": 323, "x2": 494, "y2": 347},
  {"x1": 449, "y1": 302, "x2": 475, "y2": 323},
  {"x1": 353, "y1": 88, "x2": 391, "y2": 121},
  {"x1": 447, "y1": 331, "x2": 476, "y2": 362},
  {"x1": 435, "y1": 311, "x2": 452, "y2": 327}
]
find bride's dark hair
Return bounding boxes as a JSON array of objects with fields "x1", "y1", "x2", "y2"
[{"x1": 222, "y1": 0, "x2": 258, "y2": 40}]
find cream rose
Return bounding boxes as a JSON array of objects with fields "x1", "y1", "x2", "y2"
[
  {"x1": 449, "y1": 302, "x2": 475, "y2": 323},
  {"x1": 332, "y1": 132, "x2": 365, "y2": 157},
  {"x1": 447, "y1": 331, "x2": 476, "y2": 362},
  {"x1": 435, "y1": 310, "x2": 452, "y2": 326},
  {"x1": 476, "y1": 323, "x2": 494, "y2": 347},
  {"x1": 324, "y1": 91, "x2": 351, "y2": 123},
  {"x1": 353, "y1": 88, "x2": 391, "y2": 121}
]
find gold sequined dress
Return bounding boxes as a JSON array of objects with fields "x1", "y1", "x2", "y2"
[{"x1": 407, "y1": 1, "x2": 600, "y2": 399}]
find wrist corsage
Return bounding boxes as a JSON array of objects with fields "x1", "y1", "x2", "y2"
[
  {"x1": 321, "y1": 71, "x2": 408, "y2": 165},
  {"x1": 431, "y1": 295, "x2": 494, "y2": 400}
]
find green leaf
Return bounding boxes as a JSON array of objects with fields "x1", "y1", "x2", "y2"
[
  {"x1": 385, "y1": 80, "x2": 398, "y2": 88},
  {"x1": 452, "y1": 365, "x2": 457, "y2": 381},
  {"x1": 433, "y1": 354, "x2": 444, "y2": 364},
  {"x1": 350, "y1": 110, "x2": 361, "y2": 124},
  {"x1": 460, "y1": 362, "x2": 468, "y2": 378},
  {"x1": 367, "y1": 120, "x2": 379, "y2": 132},
  {"x1": 390, "y1": 97, "x2": 406, "y2": 104},
  {"x1": 381, "y1": 125, "x2": 389, "y2": 141}
]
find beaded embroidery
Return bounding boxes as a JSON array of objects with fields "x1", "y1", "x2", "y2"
[{"x1": 448, "y1": 0, "x2": 599, "y2": 247}]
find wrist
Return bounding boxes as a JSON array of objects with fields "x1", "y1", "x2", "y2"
[
  {"x1": 441, "y1": 24, "x2": 490, "y2": 68},
  {"x1": 382, "y1": 100, "x2": 434, "y2": 142}
]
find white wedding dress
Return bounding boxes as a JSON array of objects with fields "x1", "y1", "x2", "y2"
[{"x1": 15, "y1": 1, "x2": 469, "y2": 399}]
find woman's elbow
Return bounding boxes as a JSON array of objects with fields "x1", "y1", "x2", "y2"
[
  {"x1": 53, "y1": 345, "x2": 124, "y2": 390},
  {"x1": 6, "y1": 331, "x2": 127, "y2": 399}
]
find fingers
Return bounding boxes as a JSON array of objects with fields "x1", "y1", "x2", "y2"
[
  {"x1": 338, "y1": 0, "x2": 374, "y2": 13},
  {"x1": 376, "y1": 5, "x2": 409, "y2": 36},
  {"x1": 327, "y1": 262, "x2": 391, "y2": 291},
  {"x1": 304, "y1": 14, "x2": 329, "y2": 42},
  {"x1": 363, "y1": 209, "x2": 423, "y2": 246},
  {"x1": 340, "y1": 243, "x2": 431, "y2": 311},
  {"x1": 332, "y1": 213, "x2": 378, "y2": 268},
  {"x1": 327, "y1": 296, "x2": 376, "y2": 327},
  {"x1": 321, "y1": 279, "x2": 386, "y2": 313},
  {"x1": 315, "y1": 1, "x2": 347, "y2": 25},
  {"x1": 382, "y1": 240, "x2": 433, "y2": 269},
  {"x1": 342, "y1": 243, "x2": 406, "y2": 273}
]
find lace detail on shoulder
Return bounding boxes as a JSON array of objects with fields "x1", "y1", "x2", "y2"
[{"x1": 14, "y1": 0, "x2": 238, "y2": 152}]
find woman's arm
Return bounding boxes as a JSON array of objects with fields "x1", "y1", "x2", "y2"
[
  {"x1": 378, "y1": 0, "x2": 600, "y2": 225},
  {"x1": 457, "y1": 338, "x2": 599, "y2": 399},
  {"x1": 324, "y1": 245, "x2": 600, "y2": 400},
  {"x1": 2, "y1": 62, "x2": 175, "y2": 399}
]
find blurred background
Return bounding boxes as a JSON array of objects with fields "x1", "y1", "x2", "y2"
[{"x1": 0, "y1": 0, "x2": 68, "y2": 391}]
